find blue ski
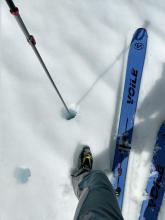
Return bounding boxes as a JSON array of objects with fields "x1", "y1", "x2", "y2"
[
  {"x1": 112, "y1": 28, "x2": 148, "y2": 209},
  {"x1": 139, "y1": 121, "x2": 165, "y2": 220}
]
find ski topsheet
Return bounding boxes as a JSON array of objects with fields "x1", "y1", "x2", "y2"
[
  {"x1": 112, "y1": 28, "x2": 148, "y2": 209},
  {"x1": 139, "y1": 122, "x2": 165, "y2": 220}
]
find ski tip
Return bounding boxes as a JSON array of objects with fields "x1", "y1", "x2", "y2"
[{"x1": 132, "y1": 28, "x2": 148, "y2": 43}]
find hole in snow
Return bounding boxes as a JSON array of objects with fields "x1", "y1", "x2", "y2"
[{"x1": 14, "y1": 167, "x2": 31, "y2": 184}]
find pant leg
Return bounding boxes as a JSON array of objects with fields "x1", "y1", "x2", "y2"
[
  {"x1": 72, "y1": 170, "x2": 124, "y2": 220},
  {"x1": 71, "y1": 169, "x2": 90, "y2": 199}
]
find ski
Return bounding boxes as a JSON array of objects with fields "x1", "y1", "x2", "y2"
[
  {"x1": 112, "y1": 28, "x2": 148, "y2": 209},
  {"x1": 139, "y1": 121, "x2": 165, "y2": 220}
]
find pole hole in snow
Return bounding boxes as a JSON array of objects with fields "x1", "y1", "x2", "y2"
[
  {"x1": 61, "y1": 105, "x2": 78, "y2": 120},
  {"x1": 14, "y1": 167, "x2": 31, "y2": 184}
]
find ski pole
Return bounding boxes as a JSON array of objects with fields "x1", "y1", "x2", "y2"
[{"x1": 5, "y1": 0, "x2": 76, "y2": 119}]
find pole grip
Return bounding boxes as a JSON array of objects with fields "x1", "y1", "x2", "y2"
[{"x1": 5, "y1": 0, "x2": 18, "y2": 13}]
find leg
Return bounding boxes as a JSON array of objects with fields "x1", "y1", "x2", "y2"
[
  {"x1": 72, "y1": 170, "x2": 124, "y2": 220},
  {"x1": 71, "y1": 146, "x2": 124, "y2": 219},
  {"x1": 71, "y1": 146, "x2": 93, "y2": 199},
  {"x1": 71, "y1": 169, "x2": 90, "y2": 199}
]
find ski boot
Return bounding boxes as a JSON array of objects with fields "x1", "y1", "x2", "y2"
[
  {"x1": 78, "y1": 146, "x2": 93, "y2": 171},
  {"x1": 71, "y1": 145, "x2": 93, "y2": 177}
]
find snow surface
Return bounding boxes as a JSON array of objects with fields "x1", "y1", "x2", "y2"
[{"x1": 1, "y1": 0, "x2": 165, "y2": 219}]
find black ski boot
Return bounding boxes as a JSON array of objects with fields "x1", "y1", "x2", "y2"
[{"x1": 78, "y1": 146, "x2": 93, "y2": 171}]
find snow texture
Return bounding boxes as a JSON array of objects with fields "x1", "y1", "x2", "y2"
[{"x1": 1, "y1": 0, "x2": 165, "y2": 219}]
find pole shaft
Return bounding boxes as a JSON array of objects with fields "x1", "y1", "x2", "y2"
[
  {"x1": 31, "y1": 46, "x2": 70, "y2": 113},
  {"x1": 5, "y1": 0, "x2": 17, "y2": 12},
  {"x1": 5, "y1": 0, "x2": 70, "y2": 114}
]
